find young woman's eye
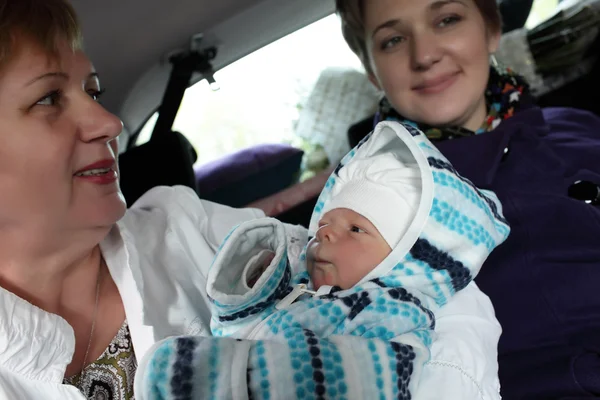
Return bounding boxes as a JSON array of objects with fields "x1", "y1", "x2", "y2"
[
  {"x1": 35, "y1": 90, "x2": 62, "y2": 107},
  {"x1": 381, "y1": 35, "x2": 405, "y2": 50},
  {"x1": 350, "y1": 225, "x2": 366, "y2": 233},
  {"x1": 438, "y1": 15, "x2": 461, "y2": 28},
  {"x1": 87, "y1": 88, "x2": 106, "y2": 102}
]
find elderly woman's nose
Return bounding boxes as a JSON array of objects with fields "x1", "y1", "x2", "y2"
[
  {"x1": 410, "y1": 32, "x2": 442, "y2": 70},
  {"x1": 78, "y1": 101, "x2": 123, "y2": 143}
]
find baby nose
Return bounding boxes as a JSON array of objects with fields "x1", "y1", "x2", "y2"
[
  {"x1": 316, "y1": 224, "x2": 335, "y2": 242},
  {"x1": 315, "y1": 226, "x2": 326, "y2": 242}
]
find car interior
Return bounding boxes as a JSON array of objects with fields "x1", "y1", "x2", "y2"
[
  {"x1": 71, "y1": 0, "x2": 599, "y2": 229},
  {"x1": 61, "y1": 0, "x2": 600, "y2": 397}
]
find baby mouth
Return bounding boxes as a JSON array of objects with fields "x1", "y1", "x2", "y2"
[{"x1": 314, "y1": 259, "x2": 333, "y2": 270}]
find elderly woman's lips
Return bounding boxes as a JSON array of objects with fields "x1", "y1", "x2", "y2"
[
  {"x1": 413, "y1": 72, "x2": 459, "y2": 94},
  {"x1": 74, "y1": 169, "x2": 118, "y2": 184},
  {"x1": 75, "y1": 159, "x2": 115, "y2": 174},
  {"x1": 74, "y1": 159, "x2": 118, "y2": 184}
]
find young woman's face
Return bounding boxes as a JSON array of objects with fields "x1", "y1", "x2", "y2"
[
  {"x1": 364, "y1": 0, "x2": 501, "y2": 131},
  {"x1": 0, "y1": 37, "x2": 126, "y2": 240}
]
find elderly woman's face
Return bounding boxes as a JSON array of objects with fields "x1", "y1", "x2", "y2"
[
  {"x1": 364, "y1": 0, "x2": 501, "y2": 130},
  {"x1": 0, "y1": 38, "x2": 126, "y2": 235}
]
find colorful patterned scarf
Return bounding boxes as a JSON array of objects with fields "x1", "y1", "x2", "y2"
[{"x1": 375, "y1": 67, "x2": 531, "y2": 141}]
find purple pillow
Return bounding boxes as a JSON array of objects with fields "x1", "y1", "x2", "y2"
[{"x1": 194, "y1": 143, "x2": 304, "y2": 207}]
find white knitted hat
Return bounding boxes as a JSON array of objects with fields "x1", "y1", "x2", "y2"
[{"x1": 320, "y1": 151, "x2": 421, "y2": 249}]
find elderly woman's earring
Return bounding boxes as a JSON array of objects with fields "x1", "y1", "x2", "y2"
[{"x1": 490, "y1": 53, "x2": 500, "y2": 70}]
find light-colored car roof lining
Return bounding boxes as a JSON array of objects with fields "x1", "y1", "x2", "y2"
[{"x1": 72, "y1": 0, "x2": 336, "y2": 136}]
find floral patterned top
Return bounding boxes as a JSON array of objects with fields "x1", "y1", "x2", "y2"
[{"x1": 64, "y1": 320, "x2": 137, "y2": 400}]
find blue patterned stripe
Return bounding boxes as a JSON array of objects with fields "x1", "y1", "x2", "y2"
[
  {"x1": 387, "y1": 287, "x2": 435, "y2": 330},
  {"x1": 358, "y1": 279, "x2": 436, "y2": 330},
  {"x1": 367, "y1": 341, "x2": 387, "y2": 400},
  {"x1": 285, "y1": 329, "x2": 322, "y2": 399},
  {"x1": 432, "y1": 171, "x2": 510, "y2": 238},
  {"x1": 320, "y1": 339, "x2": 348, "y2": 399},
  {"x1": 428, "y1": 156, "x2": 509, "y2": 226},
  {"x1": 305, "y1": 330, "x2": 328, "y2": 399},
  {"x1": 312, "y1": 285, "x2": 434, "y2": 337},
  {"x1": 400, "y1": 122, "x2": 422, "y2": 137},
  {"x1": 412, "y1": 328, "x2": 434, "y2": 348},
  {"x1": 429, "y1": 197, "x2": 500, "y2": 251},
  {"x1": 312, "y1": 176, "x2": 336, "y2": 216},
  {"x1": 388, "y1": 342, "x2": 416, "y2": 400},
  {"x1": 340, "y1": 292, "x2": 372, "y2": 321},
  {"x1": 207, "y1": 339, "x2": 219, "y2": 398},
  {"x1": 298, "y1": 331, "x2": 350, "y2": 400},
  {"x1": 145, "y1": 338, "x2": 175, "y2": 399},
  {"x1": 253, "y1": 342, "x2": 271, "y2": 399},
  {"x1": 409, "y1": 238, "x2": 472, "y2": 293},
  {"x1": 432, "y1": 172, "x2": 509, "y2": 238},
  {"x1": 170, "y1": 337, "x2": 199, "y2": 400},
  {"x1": 396, "y1": 255, "x2": 449, "y2": 306},
  {"x1": 418, "y1": 141, "x2": 436, "y2": 151}
]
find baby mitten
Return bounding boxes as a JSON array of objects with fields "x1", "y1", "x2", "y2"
[{"x1": 207, "y1": 218, "x2": 293, "y2": 337}]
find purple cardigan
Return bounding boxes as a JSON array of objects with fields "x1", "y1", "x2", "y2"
[{"x1": 435, "y1": 106, "x2": 600, "y2": 399}]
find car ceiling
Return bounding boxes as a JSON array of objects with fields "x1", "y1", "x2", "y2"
[{"x1": 71, "y1": 0, "x2": 335, "y2": 138}]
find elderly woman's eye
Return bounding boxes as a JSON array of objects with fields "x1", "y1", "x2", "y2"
[
  {"x1": 438, "y1": 15, "x2": 461, "y2": 28},
  {"x1": 88, "y1": 88, "x2": 106, "y2": 102},
  {"x1": 35, "y1": 90, "x2": 62, "y2": 107},
  {"x1": 381, "y1": 36, "x2": 405, "y2": 50}
]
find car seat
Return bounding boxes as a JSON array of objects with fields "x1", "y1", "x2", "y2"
[
  {"x1": 118, "y1": 43, "x2": 217, "y2": 205},
  {"x1": 119, "y1": 130, "x2": 198, "y2": 205}
]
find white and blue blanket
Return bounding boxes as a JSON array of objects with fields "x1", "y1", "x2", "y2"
[{"x1": 138, "y1": 121, "x2": 510, "y2": 400}]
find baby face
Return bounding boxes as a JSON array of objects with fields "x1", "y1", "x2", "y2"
[{"x1": 306, "y1": 208, "x2": 392, "y2": 290}]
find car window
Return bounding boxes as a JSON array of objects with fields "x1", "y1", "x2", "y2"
[
  {"x1": 137, "y1": 14, "x2": 377, "y2": 170},
  {"x1": 526, "y1": 0, "x2": 560, "y2": 28}
]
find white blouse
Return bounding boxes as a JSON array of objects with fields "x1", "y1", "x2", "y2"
[{"x1": 0, "y1": 186, "x2": 501, "y2": 399}]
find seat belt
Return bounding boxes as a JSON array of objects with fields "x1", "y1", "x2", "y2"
[{"x1": 151, "y1": 38, "x2": 217, "y2": 141}]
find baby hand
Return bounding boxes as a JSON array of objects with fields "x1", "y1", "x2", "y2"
[{"x1": 244, "y1": 250, "x2": 275, "y2": 288}]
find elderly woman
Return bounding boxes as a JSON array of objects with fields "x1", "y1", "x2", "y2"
[
  {"x1": 0, "y1": 1, "x2": 265, "y2": 399},
  {"x1": 2, "y1": 1, "x2": 506, "y2": 400},
  {"x1": 336, "y1": 0, "x2": 600, "y2": 398}
]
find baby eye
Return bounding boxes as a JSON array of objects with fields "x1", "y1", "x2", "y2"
[{"x1": 350, "y1": 225, "x2": 366, "y2": 233}]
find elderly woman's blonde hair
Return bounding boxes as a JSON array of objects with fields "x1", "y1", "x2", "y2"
[
  {"x1": 336, "y1": 0, "x2": 502, "y2": 76},
  {"x1": 0, "y1": 0, "x2": 82, "y2": 66}
]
